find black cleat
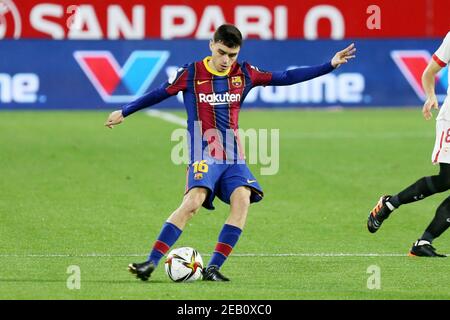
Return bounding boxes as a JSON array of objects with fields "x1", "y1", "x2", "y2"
[
  {"x1": 408, "y1": 240, "x2": 446, "y2": 257},
  {"x1": 202, "y1": 265, "x2": 230, "y2": 282},
  {"x1": 367, "y1": 195, "x2": 394, "y2": 233},
  {"x1": 128, "y1": 261, "x2": 155, "y2": 281}
]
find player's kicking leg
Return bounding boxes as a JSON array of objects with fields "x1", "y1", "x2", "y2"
[{"x1": 128, "y1": 188, "x2": 207, "y2": 281}]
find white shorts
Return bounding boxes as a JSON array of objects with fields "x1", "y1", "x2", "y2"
[{"x1": 432, "y1": 120, "x2": 450, "y2": 164}]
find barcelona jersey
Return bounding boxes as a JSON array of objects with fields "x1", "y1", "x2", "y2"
[{"x1": 162, "y1": 57, "x2": 273, "y2": 163}]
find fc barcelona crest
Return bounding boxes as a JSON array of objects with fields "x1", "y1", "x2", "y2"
[
  {"x1": 194, "y1": 173, "x2": 203, "y2": 180},
  {"x1": 231, "y1": 76, "x2": 242, "y2": 87}
]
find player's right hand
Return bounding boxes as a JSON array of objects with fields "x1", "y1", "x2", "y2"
[
  {"x1": 105, "y1": 110, "x2": 124, "y2": 128},
  {"x1": 422, "y1": 95, "x2": 439, "y2": 120}
]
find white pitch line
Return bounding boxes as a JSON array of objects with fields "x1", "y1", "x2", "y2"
[
  {"x1": 145, "y1": 109, "x2": 187, "y2": 127},
  {"x1": 0, "y1": 253, "x2": 431, "y2": 258}
]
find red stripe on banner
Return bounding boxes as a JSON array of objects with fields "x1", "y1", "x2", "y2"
[
  {"x1": 83, "y1": 57, "x2": 120, "y2": 95},
  {"x1": 433, "y1": 54, "x2": 447, "y2": 68},
  {"x1": 215, "y1": 242, "x2": 233, "y2": 257},
  {"x1": 434, "y1": 131, "x2": 445, "y2": 163},
  {"x1": 153, "y1": 240, "x2": 170, "y2": 255}
]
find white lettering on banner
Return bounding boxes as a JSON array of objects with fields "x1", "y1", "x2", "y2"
[
  {"x1": 0, "y1": 0, "x2": 22, "y2": 39},
  {"x1": 255, "y1": 73, "x2": 365, "y2": 104},
  {"x1": 107, "y1": 5, "x2": 145, "y2": 39},
  {"x1": 23, "y1": 3, "x2": 349, "y2": 39},
  {"x1": 30, "y1": 4, "x2": 144, "y2": 39},
  {"x1": 30, "y1": 4, "x2": 65, "y2": 39},
  {"x1": 304, "y1": 5, "x2": 345, "y2": 40},
  {"x1": 0, "y1": 73, "x2": 39, "y2": 104},
  {"x1": 274, "y1": 6, "x2": 287, "y2": 40},
  {"x1": 235, "y1": 6, "x2": 273, "y2": 39},
  {"x1": 161, "y1": 5, "x2": 288, "y2": 39},
  {"x1": 161, "y1": 5, "x2": 196, "y2": 39},
  {"x1": 195, "y1": 6, "x2": 225, "y2": 39}
]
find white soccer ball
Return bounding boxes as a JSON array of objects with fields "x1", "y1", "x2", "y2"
[{"x1": 164, "y1": 247, "x2": 203, "y2": 282}]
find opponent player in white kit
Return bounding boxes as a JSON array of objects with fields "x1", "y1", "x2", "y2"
[{"x1": 367, "y1": 31, "x2": 450, "y2": 257}]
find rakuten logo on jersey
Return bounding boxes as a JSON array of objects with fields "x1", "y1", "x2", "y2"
[
  {"x1": 0, "y1": 73, "x2": 41, "y2": 104},
  {"x1": 199, "y1": 92, "x2": 241, "y2": 105}
]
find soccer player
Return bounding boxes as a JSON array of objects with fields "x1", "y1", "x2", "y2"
[
  {"x1": 105, "y1": 24, "x2": 356, "y2": 281},
  {"x1": 368, "y1": 31, "x2": 450, "y2": 257}
]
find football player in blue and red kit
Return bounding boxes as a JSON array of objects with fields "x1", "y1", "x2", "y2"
[{"x1": 105, "y1": 24, "x2": 356, "y2": 281}]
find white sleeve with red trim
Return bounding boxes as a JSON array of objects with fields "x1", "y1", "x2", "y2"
[{"x1": 434, "y1": 32, "x2": 450, "y2": 67}]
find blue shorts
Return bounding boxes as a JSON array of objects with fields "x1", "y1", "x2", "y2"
[{"x1": 184, "y1": 158, "x2": 264, "y2": 210}]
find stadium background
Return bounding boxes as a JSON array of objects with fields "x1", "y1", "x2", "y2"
[
  {"x1": 1, "y1": 0, "x2": 450, "y2": 300},
  {"x1": 1, "y1": 0, "x2": 448, "y2": 109}
]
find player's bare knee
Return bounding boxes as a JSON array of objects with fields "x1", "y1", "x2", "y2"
[
  {"x1": 231, "y1": 187, "x2": 251, "y2": 208},
  {"x1": 182, "y1": 188, "x2": 207, "y2": 215},
  {"x1": 180, "y1": 201, "x2": 200, "y2": 217}
]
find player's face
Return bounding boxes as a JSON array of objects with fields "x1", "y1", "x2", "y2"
[{"x1": 209, "y1": 41, "x2": 240, "y2": 72}]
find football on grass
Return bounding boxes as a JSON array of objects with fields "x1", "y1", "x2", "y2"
[{"x1": 165, "y1": 247, "x2": 203, "y2": 282}]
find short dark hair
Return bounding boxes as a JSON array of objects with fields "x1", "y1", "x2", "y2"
[{"x1": 213, "y1": 24, "x2": 243, "y2": 48}]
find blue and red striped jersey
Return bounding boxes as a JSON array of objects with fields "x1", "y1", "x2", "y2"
[{"x1": 121, "y1": 56, "x2": 334, "y2": 162}]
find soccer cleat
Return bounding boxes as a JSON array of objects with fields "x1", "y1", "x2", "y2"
[
  {"x1": 408, "y1": 240, "x2": 446, "y2": 257},
  {"x1": 128, "y1": 261, "x2": 155, "y2": 281},
  {"x1": 202, "y1": 265, "x2": 230, "y2": 282},
  {"x1": 367, "y1": 195, "x2": 394, "y2": 233}
]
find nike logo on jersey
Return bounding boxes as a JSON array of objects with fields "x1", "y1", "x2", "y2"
[
  {"x1": 247, "y1": 179, "x2": 257, "y2": 184},
  {"x1": 197, "y1": 80, "x2": 209, "y2": 85}
]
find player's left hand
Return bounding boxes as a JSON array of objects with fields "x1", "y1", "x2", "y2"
[{"x1": 331, "y1": 43, "x2": 356, "y2": 68}]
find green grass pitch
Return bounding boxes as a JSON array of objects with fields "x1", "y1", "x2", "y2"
[{"x1": 1, "y1": 108, "x2": 449, "y2": 299}]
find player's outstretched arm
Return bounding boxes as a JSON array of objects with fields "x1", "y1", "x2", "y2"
[
  {"x1": 331, "y1": 43, "x2": 356, "y2": 68},
  {"x1": 104, "y1": 86, "x2": 172, "y2": 129},
  {"x1": 268, "y1": 43, "x2": 356, "y2": 86},
  {"x1": 104, "y1": 66, "x2": 188, "y2": 129},
  {"x1": 422, "y1": 59, "x2": 443, "y2": 120}
]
